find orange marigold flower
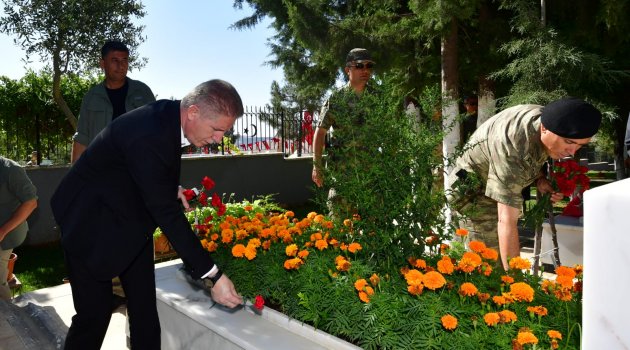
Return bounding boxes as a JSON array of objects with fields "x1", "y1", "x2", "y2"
[
  {"x1": 547, "y1": 330, "x2": 562, "y2": 340},
  {"x1": 459, "y1": 282, "x2": 478, "y2": 297},
  {"x1": 365, "y1": 286, "x2": 375, "y2": 296},
  {"x1": 412, "y1": 258, "x2": 427, "y2": 269},
  {"x1": 221, "y1": 229, "x2": 234, "y2": 244},
  {"x1": 483, "y1": 312, "x2": 500, "y2": 326},
  {"x1": 369, "y1": 273, "x2": 380, "y2": 287},
  {"x1": 508, "y1": 256, "x2": 531, "y2": 270},
  {"x1": 285, "y1": 210, "x2": 294, "y2": 217},
  {"x1": 480, "y1": 262, "x2": 492, "y2": 276},
  {"x1": 441, "y1": 314, "x2": 458, "y2": 330},
  {"x1": 477, "y1": 292, "x2": 490, "y2": 304},
  {"x1": 335, "y1": 258, "x2": 351, "y2": 272},
  {"x1": 307, "y1": 211, "x2": 317, "y2": 220},
  {"x1": 440, "y1": 243, "x2": 450, "y2": 254},
  {"x1": 314, "y1": 214, "x2": 325, "y2": 223},
  {"x1": 354, "y1": 279, "x2": 368, "y2": 291},
  {"x1": 573, "y1": 264, "x2": 583, "y2": 276},
  {"x1": 555, "y1": 266, "x2": 577, "y2": 279},
  {"x1": 480, "y1": 247, "x2": 499, "y2": 261},
  {"x1": 358, "y1": 291, "x2": 370, "y2": 303},
  {"x1": 232, "y1": 244, "x2": 246, "y2": 258},
  {"x1": 348, "y1": 242, "x2": 362, "y2": 253},
  {"x1": 458, "y1": 252, "x2": 482, "y2": 273},
  {"x1": 262, "y1": 240, "x2": 271, "y2": 250},
  {"x1": 423, "y1": 271, "x2": 446, "y2": 290},
  {"x1": 510, "y1": 282, "x2": 535, "y2": 302},
  {"x1": 541, "y1": 279, "x2": 556, "y2": 294},
  {"x1": 248, "y1": 238, "x2": 261, "y2": 248},
  {"x1": 210, "y1": 233, "x2": 219, "y2": 241},
  {"x1": 343, "y1": 218, "x2": 352, "y2": 227},
  {"x1": 297, "y1": 250, "x2": 309, "y2": 259},
  {"x1": 404, "y1": 269, "x2": 424, "y2": 286},
  {"x1": 310, "y1": 232, "x2": 322, "y2": 241},
  {"x1": 468, "y1": 240, "x2": 486, "y2": 253},
  {"x1": 235, "y1": 229, "x2": 248, "y2": 240},
  {"x1": 400, "y1": 266, "x2": 410, "y2": 275},
  {"x1": 206, "y1": 240, "x2": 218, "y2": 252},
  {"x1": 285, "y1": 244, "x2": 298, "y2": 257},
  {"x1": 455, "y1": 228, "x2": 469, "y2": 237},
  {"x1": 283, "y1": 257, "x2": 303, "y2": 270},
  {"x1": 492, "y1": 295, "x2": 508, "y2": 306},
  {"x1": 554, "y1": 288, "x2": 573, "y2": 301},
  {"x1": 407, "y1": 284, "x2": 424, "y2": 296},
  {"x1": 315, "y1": 239, "x2": 329, "y2": 251},
  {"x1": 244, "y1": 245, "x2": 257, "y2": 260},
  {"x1": 244, "y1": 205, "x2": 253, "y2": 211},
  {"x1": 501, "y1": 275, "x2": 514, "y2": 285},
  {"x1": 555, "y1": 275, "x2": 574, "y2": 289},
  {"x1": 526, "y1": 306, "x2": 548, "y2": 317},
  {"x1": 437, "y1": 256, "x2": 455, "y2": 275},
  {"x1": 498, "y1": 310, "x2": 517, "y2": 323},
  {"x1": 517, "y1": 331, "x2": 538, "y2": 345}
]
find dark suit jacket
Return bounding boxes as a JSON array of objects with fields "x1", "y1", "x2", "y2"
[{"x1": 51, "y1": 100, "x2": 214, "y2": 280}]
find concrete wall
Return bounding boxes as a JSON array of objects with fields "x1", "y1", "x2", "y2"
[{"x1": 23, "y1": 153, "x2": 314, "y2": 246}]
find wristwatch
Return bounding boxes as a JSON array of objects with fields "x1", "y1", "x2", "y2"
[{"x1": 202, "y1": 270, "x2": 223, "y2": 289}]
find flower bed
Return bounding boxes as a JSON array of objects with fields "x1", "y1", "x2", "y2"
[{"x1": 175, "y1": 198, "x2": 582, "y2": 349}]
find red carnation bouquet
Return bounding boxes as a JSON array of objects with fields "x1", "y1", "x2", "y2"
[
  {"x1": 551, "y1": 160, "x2": 590, "y2": 217},
  {"x1": 181, "y1": 176, "x2": 226, "y2": 216}
]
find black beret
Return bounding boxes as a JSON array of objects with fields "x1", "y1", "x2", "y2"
[
  {"x1": 541, "y1": 97, "x2": 602, "y2": 139},
  {"x1": 346, "y1": 48, "x2": 373, "y2": 63}
]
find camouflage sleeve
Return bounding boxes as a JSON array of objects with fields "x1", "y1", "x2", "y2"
[{"x1": 318, "y1": 98, "x2": 334, "y2": 130}]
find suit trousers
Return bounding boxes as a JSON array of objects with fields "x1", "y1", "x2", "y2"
[{"x1": 63, "y1": 240, "x2": 160, "y2": 350}]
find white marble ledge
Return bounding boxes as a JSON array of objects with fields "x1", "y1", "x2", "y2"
[{"x1": 154, "y1": 259, "x2": 360, "y2": 350}]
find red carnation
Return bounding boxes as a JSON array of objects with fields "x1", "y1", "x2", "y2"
[
  {"x1": 254, "y1": 295, "x2": 265, "y2": 310},
  {"x1": 201, "y1": 176, "x2": 215, "y2": 190},
  {"x1": 182, "y1": 189, "x2": 197, "y2": 201},
  {"x1": 199, "y1": 192, "x2": 208, "y2": 207},
  {"x1": 211, "y1": 193, "x2": 222, "y2": 207}
]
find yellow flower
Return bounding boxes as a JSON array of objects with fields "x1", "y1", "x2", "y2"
[
  {"x1": 232, "y1": 244, "x2": 246, "y2": 258},
  {"x1": 437, "y1": 256, "x2": 455, "y2": 275},
  {"x1": 508, "y1": 256, "x2": 531, "y2": 270},
  {"x1": 441, "y1": 314, "x2": 458, "y2": 330},
  {"x1": 510, "y1": 282, "x2": 535, "y2": 302},
  {"x1": 285, "y1": 244, "x2": 298, "y2": 257},
  {"x1": 423, "y1": 271, "x2": 446, "y2": 290},
  {"x1": 459, "y1": 282, "x2": 478, "y2": 297},
  {"x1": 468, "y1": 240, "x2": 486, "y2": 253},
  {"x1": 483, "y1": 312, "x2": 500, "y2": 326},
  {"x1": 455, "y1": 228, "x2": 469, "y2": 237},
  {"x1": 307, "y1": 211, "x2": 317, "y2": 220},
  {"x1": 354, "y1": 279, "x2": 368, "y2": 291},
  {"x1": 517, "y1": 331, "x2": 538, "y2": 345},
  {"x1": 348, "y1": 242, "x2": 362, "y2": 253},
  {"x1": 547, "y1": 330, "x2": 562, "y2": 340},
  {"x1": 343, "y1": 218, "x2": 352, "y2": 227}
]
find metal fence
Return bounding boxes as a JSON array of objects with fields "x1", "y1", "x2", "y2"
[
  {"x1": 182, "y1": 106, "x2": 319, "y2": 158},
  {"x1": 3, "y1": 106, "x2": 319, "y2": 166}
]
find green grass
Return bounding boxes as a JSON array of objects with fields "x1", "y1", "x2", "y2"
[{"x1": 12, "y1": 241, "x2": 67, "y2": 294}]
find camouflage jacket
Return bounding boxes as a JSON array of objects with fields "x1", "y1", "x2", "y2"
[{"x1": 452, "y1": 104, "x2": 548, "y2": 209}]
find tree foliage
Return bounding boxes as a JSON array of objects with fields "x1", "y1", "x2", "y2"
[{"x1": 0, "y1": 0, "x2": 148, "y2": 128}]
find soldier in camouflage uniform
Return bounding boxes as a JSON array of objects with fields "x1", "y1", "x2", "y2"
[
  {"x1": 312, "y1": 48, "x2": 378, "y2": 218},
  {"x1": 447, "y1": 98, "x2": 602, "y2": 269}
]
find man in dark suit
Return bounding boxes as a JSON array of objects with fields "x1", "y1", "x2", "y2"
[{"x1": 51, "y1": 79, "x2": 244, "y2": 350}]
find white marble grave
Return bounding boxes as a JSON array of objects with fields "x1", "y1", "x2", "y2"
[
  {"x1": 583, "y1": 178, "x2": 630, "y2": 349},
  {"x1": 154, "y1": 259, "x2": 360, "y2": 350}
]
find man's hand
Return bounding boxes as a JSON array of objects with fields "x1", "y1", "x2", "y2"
[
  {"x1": 536, "y1": 178, "x2": 563, "y2": 203},
  {"x1": 497, "y1": 202, "x2": 521, "y2": 270},
  {"x1": 177, "y1": 186, "x2": 193, "y2": 212},
  {"x1": 312, "y1": 166, "x2": 323, "y2": 187},
  {"x1": 210, "y1": 274, "x2": 243, "y2": 308}
]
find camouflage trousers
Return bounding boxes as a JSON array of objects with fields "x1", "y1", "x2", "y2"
[{"x1": 446, "y1": 168, "x2": 499, "y2": 250}]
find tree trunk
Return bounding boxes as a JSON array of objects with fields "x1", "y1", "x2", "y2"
[
  {"x1": 52, "y1": 50, "x2": 78, "y2": 130},
  {"x1": 441, "y1": 18, "x2": 460, "y2": 192}
]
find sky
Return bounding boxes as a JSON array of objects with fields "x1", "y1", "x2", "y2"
[{"x1": 0, "y1": 1, "x2": 284, "y2": 107}]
